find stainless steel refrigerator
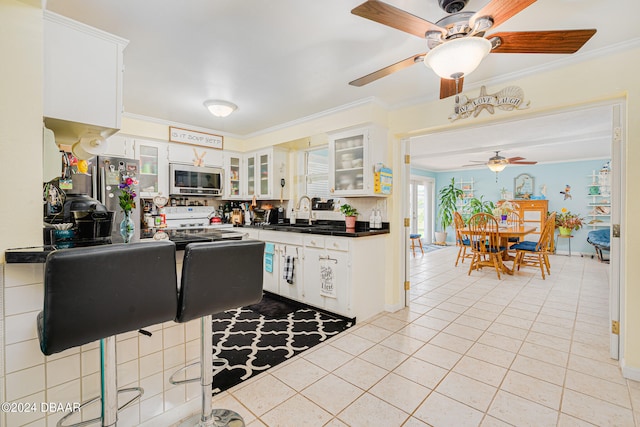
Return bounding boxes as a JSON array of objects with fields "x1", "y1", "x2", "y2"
[{"x1": 92, "y1": 155, "x2": 141, "y2": 243}]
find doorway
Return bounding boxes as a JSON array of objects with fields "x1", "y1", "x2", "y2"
[{"x1": 410, "y1": 177, "x2": 435, "y2": 245}]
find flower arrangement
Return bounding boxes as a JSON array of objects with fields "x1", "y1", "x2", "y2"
[
  {"x1": 492, "y1": 200, "x2": 515, "y2": 217},
  {"x1": 118, "y1": 176, "x2": 138, "y2": 213},
  {"x1": 555, "y1": 208, "x2": 584, "y2": 231}
]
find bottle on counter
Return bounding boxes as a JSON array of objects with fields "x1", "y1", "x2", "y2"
[
  {"x1": 290, "y1": 209, "x2": 296, "y2": 224},
  {"x1": 374, "y1": 209, "x2": 382, "y2": 229},
  {"x1": 369, "y1": 210, "x2": 375, "y2": 229}
]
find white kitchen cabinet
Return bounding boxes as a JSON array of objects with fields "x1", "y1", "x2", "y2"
[
  {"x1": 103, "y1": 134, "x2": 133, "y2": 158},
  {"x1": 43, "y1": 12, "x2": 128, "y2": 132},
  {"x1": 247, "y1": 148, "x2": 289, "y2": 200},
  {"x1": 261, "y1": 231, "x2": 304, "y2": 301},
  {"x1": 227, "y1": 148, "x2": 288, "y2": 200},
  {"x1": 328, "y1": 125, "x2": 388, "y2": 197},
  {"x1": 226, "y1": 152, "x2": 243, "y2": 199},
  {"x1": 303, "y1": 239, "x2": 350, "y2": 316},
  {"x1": 168, "y1": 144, "x2": 224, "y2": 168},
  {"x1": 134, "y1": 139, "x2": 169, "y2": 197}
]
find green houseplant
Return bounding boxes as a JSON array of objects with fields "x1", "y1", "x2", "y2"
[
  {"x1": 436, "y1": 178, "x2": 463, "y2": 243},
  {"x1": 340, "y1": 204, "x2": 359, "y2": 229}
]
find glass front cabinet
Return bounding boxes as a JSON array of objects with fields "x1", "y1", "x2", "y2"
[
  {"x1": 226, "y1": 148, "x2": 288, "y2": 200},
  {"x1": 134, "y1": 139, "x2": 169, "y2": 197},
  {"x1": 328, "y1": 126, "x2": 387, "y2": 197}
]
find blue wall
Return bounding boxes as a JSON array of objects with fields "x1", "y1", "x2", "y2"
[{"x1": 431, "y1": 158, "x2": 610, "y2": 255}]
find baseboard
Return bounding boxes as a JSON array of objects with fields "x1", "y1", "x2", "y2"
[
  {"x1": 385, "y1": 302, "x2": 404, "y2": 313},
  {"x1": 621, "y1": 358, "x2": 640, "y2": 381}
]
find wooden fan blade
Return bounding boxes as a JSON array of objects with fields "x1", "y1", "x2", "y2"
[
  {"x1": 507, "y1": 157, "x2": 525, "y2": 162},
  {"x1": 440, "y1": 77, "x2": 464, "y2": 99},
  {"x1": 349, "y1": 53, "x2": 425, "y2": 87},
  {"x1": 470, "y1": 0, "x2": 536, "y2": 30},
  {"x1": 489, "y1": 30, "x2": 597, "y2": 53},
  {"x1": 510, "y1": 161, "x2": 537, "y2": 165},
  {"x1": 351, "y1": 0, "x2": 446, "y2": 39}
]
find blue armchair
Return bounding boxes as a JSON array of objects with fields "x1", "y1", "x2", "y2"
[{"x1": 587, "y1": 228, "x2": 610, "y2": 262}]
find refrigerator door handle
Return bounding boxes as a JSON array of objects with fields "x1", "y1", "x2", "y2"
[{"x1": 100, "y1": 166, "x2": 107, "y2": 205}]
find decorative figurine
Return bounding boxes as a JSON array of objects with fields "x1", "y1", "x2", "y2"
[{"x1": 560, "y1": 184, "x2": 572, "y2": 200}]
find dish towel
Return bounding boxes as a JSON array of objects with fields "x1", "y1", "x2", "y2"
[
  {"x1": 320, "y1": 263, "x2": 336, "y2": 298},
  {"x1": 264, "y1": 243, "x2": 275, "y2": 273},
  {"x1": 283, "y1": 255, "x2": 295, "y2": 284}
]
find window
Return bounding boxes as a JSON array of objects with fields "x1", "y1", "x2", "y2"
[{"x1": 305, "y1": 147, "x2": 330, "y2": 199}]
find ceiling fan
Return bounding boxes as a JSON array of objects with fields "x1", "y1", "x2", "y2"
[
  {"x1": 349, "y1": 0, "x2": 597, "y2": 98},
  {"x1": 465, "y1": 151, "x2": 537, "y2": 172}
]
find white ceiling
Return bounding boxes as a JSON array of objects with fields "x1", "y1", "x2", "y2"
[{"x1": 44, "y1": 0, "x2": 635, "y2": 169}]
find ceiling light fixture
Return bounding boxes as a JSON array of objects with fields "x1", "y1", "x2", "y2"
[
  {"x1": 487, "y1": 161, "x2": 508, "y2": 173},
  {"x1": 424, "y1": 37, "x2": 492, "y2": 80},
  {"x1": 203, "y1": 100, "x2": 237, "y2": 118}
]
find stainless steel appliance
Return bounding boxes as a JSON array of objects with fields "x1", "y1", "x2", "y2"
[
  {"x1": 163, "y1": 206, "x2": 217, "y2": 229},
  {"x1": 169, "y1": 163, "x2": 223, "y2": 196},
  {"x1": 252, "y1": 209, "x2": 271, "y2": 225},
  {"x1": 92, "y1": 156, "x2": 141, "y2": 243}
]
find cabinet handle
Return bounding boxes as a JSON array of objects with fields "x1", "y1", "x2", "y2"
[
  {"x1": 333, "y1": 242, "x2": 339, "y2": 248},
  {"x1": 310, "y1": 240, "x2": 316, "y2": 246},
  {"x1": 319, "y1": 255, "x2": 338, "y2": 263}
]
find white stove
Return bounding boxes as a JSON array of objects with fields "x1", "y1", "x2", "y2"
[{"x1": 163, "y1": 206, "x2": 229, "y2": 229}]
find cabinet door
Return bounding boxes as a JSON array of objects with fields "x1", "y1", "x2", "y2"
[
  {"x1": 44, "y1": 14, "x2": 126, "y2": 129},
  {"x1": 257, "y1": 151, "x2": 271, "y2": 198},
  {"x1": 104, "y1": 135, "x2": 132, "y2": 158},
  {"x1": 245, "y1": 154, "x2": 256, "y2": 197},
  {"x1": 278, "y1": 245, "x2": 304, "y2": 302},
  {"x1": 322, "y1": 249, "x2": 350, "y2": 316},
  {"x1": 227, "y1": 154, "x2": 242, "y2": 199},
  {"x1": 134, "y1": 140, "x2": 169, "y2": 197},
  {"x1": 262, "y1": 243, "x2": 280, "y2": 294},
  {"x1": 330, "y1": 132, "x2": 366, "y2": 196},
  {"x1": 302, "y1": 246, "x2": 326, "y2": 310}
]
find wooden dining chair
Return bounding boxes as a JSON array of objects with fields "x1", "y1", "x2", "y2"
[
  {"x1": 467, "y1": 213, "x2": 505, "y2": 279},
  {"x1": 454, "y1": 211, "x2": 472, "y2": 266},
  {"x1": 512, "y1": 212, "x2": 556, "y2": 279},
  {"x1": 506, "y1": 210, "x2": 523, "y2": 256}
]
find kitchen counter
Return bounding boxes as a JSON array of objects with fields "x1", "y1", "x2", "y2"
[
  {"x1": 240, "y1": 220, "x2": 390, "y2": 237},
  {"x1": 5, "y1": 228, "x2": 245, "y2": 263}
]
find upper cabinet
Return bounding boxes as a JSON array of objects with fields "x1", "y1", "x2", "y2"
[
  {"x1": 43, "y1": 12, "x2": 128, "y2": 142},
  {"x1": 226, "y1": 148, "x2": 289, "y2": 200},
  {"x1": 328, "y1": 126, "x2": 388, "y2": 197},
  {"x1": 134, "y1": 139, "x2": 169, "y2": 197}
]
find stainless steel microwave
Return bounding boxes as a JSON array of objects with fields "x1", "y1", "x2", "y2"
[{"x1": 169, "y1": 163, "x2": 223, "y2": 196}]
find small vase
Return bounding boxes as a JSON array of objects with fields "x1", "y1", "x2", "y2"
[
  {"x1": 559, "y1": 226, "x2": 572, "y2": 236},
  {"x1": 501, "y1": 214, "x2": 508, "y2": 224},
  {"x1": 120, "y1": 210, "x2": 135, "y2": 243}
]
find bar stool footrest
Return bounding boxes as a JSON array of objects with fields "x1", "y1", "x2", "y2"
[
  {"x1": 169, "y1": 359, "x2": 229, "y2": 385},
  {"x1": 57, "y1": 387, "x2": 144, "y2": 427}
]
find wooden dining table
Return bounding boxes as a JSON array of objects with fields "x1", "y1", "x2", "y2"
[{"x1": 460, "y1": 224, "x2": 538, "y2": 275}]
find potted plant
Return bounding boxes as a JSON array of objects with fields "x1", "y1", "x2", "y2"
[
  {"x1": 340, "y1": 204, "x2": 359, "y2": 229},
  {"x1": 555, "y1": 208, "x2": 584, "y2": 236},
  {"x1": 436, "y1": 178, "x2": 463, "y2": 244}
]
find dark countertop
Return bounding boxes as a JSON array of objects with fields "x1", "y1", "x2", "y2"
[
  {"x1": 240, "y1": 220, "x2": 390, "y2": 237},
  {"x1": 6, "y1": 221, "x2": 389, "y2": 263}
]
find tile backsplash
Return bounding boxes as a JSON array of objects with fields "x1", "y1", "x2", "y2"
[{"x1": 1, "y1": 263, "x2": 200, "y2": 427}]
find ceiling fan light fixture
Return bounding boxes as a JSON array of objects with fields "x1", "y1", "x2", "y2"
[
  {"x1": 203, "y1": 100, "x2": 237, "y2": 117},
  {"x1": 424, "y1": 37, "x2": 492, "y2": 79},
  {"x1": 487, "y1": 162, "x2": 507, "y2": 172}
]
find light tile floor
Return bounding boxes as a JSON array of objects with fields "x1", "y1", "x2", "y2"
[{"x1": 203, "y1": 247, "x2": 640, "y2": 426}]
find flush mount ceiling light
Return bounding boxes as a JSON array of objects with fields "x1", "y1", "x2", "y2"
[
  {"x1": 424, "y1": 37, "x2": 492, "y2": 80},
  {"x1": 203, "y1": 100, "x2": 237, "y2": 118}
]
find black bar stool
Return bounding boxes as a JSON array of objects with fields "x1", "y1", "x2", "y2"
[
  {"x1": 38, "y1": 241, "x2": 178, "y2": 427},
  {"x1": 173, "y1": 240, "x2": 264, "y2": 427}
]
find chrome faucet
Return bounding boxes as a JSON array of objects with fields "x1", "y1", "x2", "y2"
[{"x1": 295, "y1": 195, "x2": 313, "y2": 225}]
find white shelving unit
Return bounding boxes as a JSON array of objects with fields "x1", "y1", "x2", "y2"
[
  {"x1": 586, "y1": 168, "x2": 611, "y2": 228},
  {"x1": 455, "y1": 178, "x2": 474, "y2": 211}
]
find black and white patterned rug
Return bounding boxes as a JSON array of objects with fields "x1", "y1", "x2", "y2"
[{"x1": 211, "y1": 292, "x2": 353, "y2": 394}]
